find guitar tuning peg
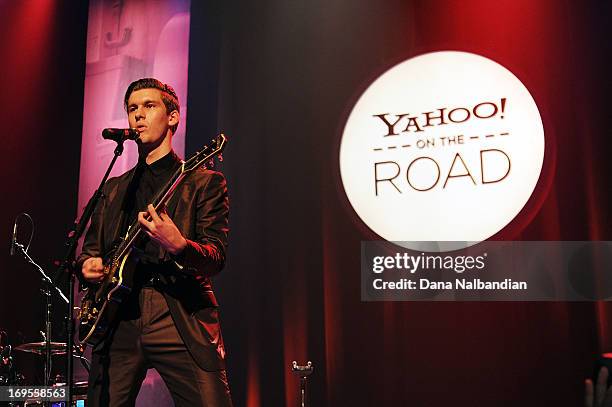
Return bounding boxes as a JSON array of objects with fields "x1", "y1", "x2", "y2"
[{"x1": 217, "y1": 154, "x2": 223, "y2": 162}]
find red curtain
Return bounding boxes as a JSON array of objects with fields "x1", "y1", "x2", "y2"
[{"x1": 189, "y1": 1, "x2": 612, "y2": 406}]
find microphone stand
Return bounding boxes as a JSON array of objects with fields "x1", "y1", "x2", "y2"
[{"x1": 54, "y1": 138, "x2": 127, "y2": 406}]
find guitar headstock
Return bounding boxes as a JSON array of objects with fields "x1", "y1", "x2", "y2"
[{"x1": 183, "y1": 133, "x2": 228, "y2": 173}]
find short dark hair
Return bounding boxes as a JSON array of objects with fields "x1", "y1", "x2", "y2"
[{"x1": 124, "y1": 78, "x2": 180, "y2": 134}]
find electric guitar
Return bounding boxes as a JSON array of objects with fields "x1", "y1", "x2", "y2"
[{"x1": 77, "y1": 133, "x2": 228, "y2": 345}]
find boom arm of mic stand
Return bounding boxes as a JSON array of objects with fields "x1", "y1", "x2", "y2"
[
  {"x1": 14, "y1": 243, "x2": 68, "y2": 304},
  {"x1": 54, "y1": 140, "x2": 126, "y2": 406}
]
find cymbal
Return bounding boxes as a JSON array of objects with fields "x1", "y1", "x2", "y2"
[{"x1": 14, "y1": 342, "x2": 80, "y2": 356}]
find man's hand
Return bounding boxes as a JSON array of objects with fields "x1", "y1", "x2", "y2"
[
  {"x1": 586, "y1": 367, "x2": 612, "y2": 407},
  {"x1": 138, "y1": 204, "x2": 188, "y2": 255},
  {"x1": 82, "y1": 257, "x2": 104, "y2": 283}
]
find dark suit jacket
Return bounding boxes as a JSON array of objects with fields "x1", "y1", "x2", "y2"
[{"x1": 77, "y1": 160, "x2": 229, "y2": 372}]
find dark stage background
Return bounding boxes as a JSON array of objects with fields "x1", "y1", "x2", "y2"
[
  {"x1": 2, "y1": 1, "x2": 612, "y2": 406},
  {"x1": 0, "y1": 0, "x2": 88, "y2": 385}
]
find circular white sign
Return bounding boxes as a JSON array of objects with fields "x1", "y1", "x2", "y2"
[{"x1": 339, "y1": 51, "x2": 544, "y2": 250}]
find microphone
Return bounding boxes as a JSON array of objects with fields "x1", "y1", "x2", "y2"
[
  {"x1": 9, "y1": 220, "x2": 17, "y2": 256},
  {"x1": 102, "y1": 128, "x2": 139, "y2": 143}
]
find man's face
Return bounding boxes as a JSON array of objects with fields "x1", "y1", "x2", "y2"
[{"x1": 127, "y1": 88, "x2": 178, "y2": 146}]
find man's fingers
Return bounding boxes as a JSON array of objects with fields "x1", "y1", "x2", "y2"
[
  {"x1": 84, "y1": 257, "x2": 104, "y2": 271},
  {"x1": 91, "y1": 258, "x2": 103, "y2": 271},
  {"x1": 83, "y1": 267, "x2": 104, "y2": 283},
  {"x1": 138, "y1": 211, "x2": 153, "y2": 231},
  {"x1": 147, "y1": 204, "x2": 162, "y2": 223}
]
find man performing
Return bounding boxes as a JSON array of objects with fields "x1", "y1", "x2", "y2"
[{"x1": 78, "y1": 78, "x2": 232, "y2": 406}]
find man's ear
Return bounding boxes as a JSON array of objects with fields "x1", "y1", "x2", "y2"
[{"x1": 168, "y1": 110, "x2": 179, "y2": 127}]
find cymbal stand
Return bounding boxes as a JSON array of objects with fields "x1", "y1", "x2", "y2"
[{"x1": 12, "y1": 238, "x2": 68, "y2": 406}]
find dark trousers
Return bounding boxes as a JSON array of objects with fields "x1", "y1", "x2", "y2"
[{"x1": 87, "y1": 288, "x2": 233, "y2": 407}]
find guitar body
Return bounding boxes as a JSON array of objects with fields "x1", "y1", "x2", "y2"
[{"x1": 78, "y1": 249, "x2": 138, "y2": 345}]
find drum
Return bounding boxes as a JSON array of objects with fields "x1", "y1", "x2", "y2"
[{"x1": 23, "y1": 382, "x2": 88, "y2": 407}]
